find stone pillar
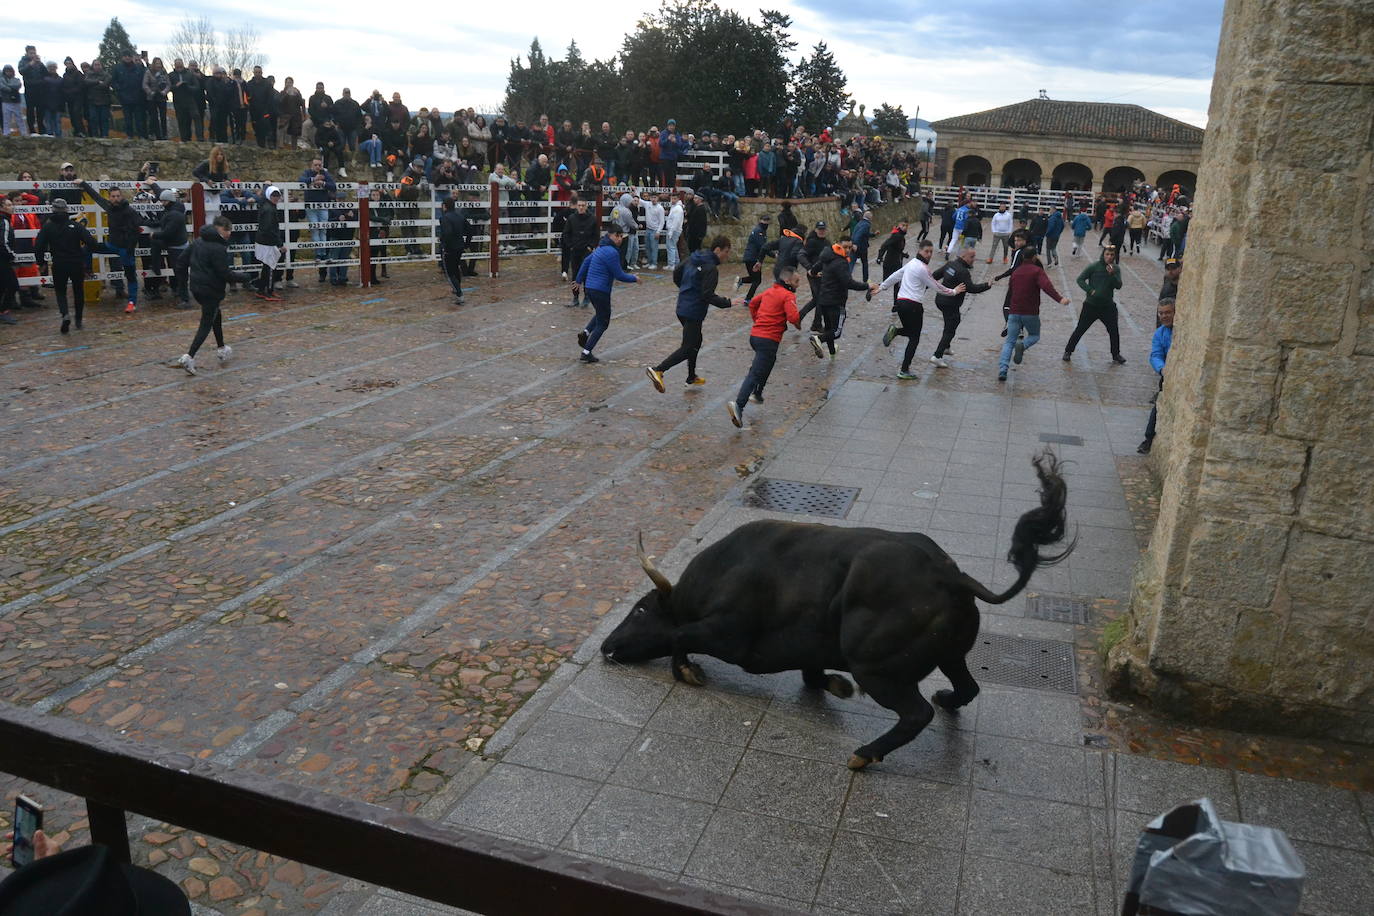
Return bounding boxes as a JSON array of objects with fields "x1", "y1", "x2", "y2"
[{"x1": 1107, "y1": 0, "x2": 1374, "y2": 744}]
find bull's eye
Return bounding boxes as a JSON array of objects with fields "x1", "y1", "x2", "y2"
[{"x1": 632, "y1": 606, "x2": 645, "y2": 615}]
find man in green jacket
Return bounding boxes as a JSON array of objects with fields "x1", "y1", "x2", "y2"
[{"x1": 1063, "y1": 243, "x2": 1126, "y2": 364}]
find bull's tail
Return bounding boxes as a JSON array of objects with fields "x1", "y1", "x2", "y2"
[{"x1": 961, "y1": 450, "x2": 1074, "y2": 604}]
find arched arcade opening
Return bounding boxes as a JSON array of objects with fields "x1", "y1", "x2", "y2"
[
  {"x1": 1001, "y1": 158, "x2": 1042, "y2": 189},
  {"x1": 1051, "y1": 162, "x2": 1093, "y2": 191},
  {"x1": 1103, "y1": 165, "x2": 1146, "y2": 192},
  {"x1": 952, "y1": 155, "x2": 992, "y2": 187}
]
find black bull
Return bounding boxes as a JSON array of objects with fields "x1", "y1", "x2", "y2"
[{"x1": 601, "y1": 452, "x2": 1072, "y2": 770}]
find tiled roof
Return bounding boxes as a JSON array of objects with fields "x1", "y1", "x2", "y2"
[{"x1": 930, "y1": 99, "x2": 1204, "y2": 145}]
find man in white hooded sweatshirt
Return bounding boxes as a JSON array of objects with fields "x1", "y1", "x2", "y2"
[
  {"x1": 665, "y1": 193, "x2": 685, "y2": 272},
  {"x1": 613, "y1": 191, "x2": 639, "y2": 269},
  {"x1": 875, "y1": 238, "x2": 964, "y2": 380},
  {"x1": 641, "y1": 192, "x2": 665, "y2": 269}
]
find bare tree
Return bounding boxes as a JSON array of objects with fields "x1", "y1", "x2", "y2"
[
  {"x1": 166, "y1": 16, "x2": 220, "y2": 67},
  {"x1": 222, "y1": 26, "x2": 269, "y2": 72}
]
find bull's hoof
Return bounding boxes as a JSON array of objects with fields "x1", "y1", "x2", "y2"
[
  {"x1": 826, "y1": 675, "x2": 855, "y2": 699},
  {"x1": 933, "y1": 689, "x2": 961, "y2": 713},
  {"x1": 847, "y1": 753, "x2": 880, "y2": 770},
  {"x1": 674, "y1": 662, "x2": 706, "y2": 686}
]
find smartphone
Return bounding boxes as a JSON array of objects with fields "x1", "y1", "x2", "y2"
[
  {"x1": 147, "y1": 161, "x2": 160, "y2": 176},
  {"x1": 11, "y1": 796, "x2": 42, "y2": 868}
]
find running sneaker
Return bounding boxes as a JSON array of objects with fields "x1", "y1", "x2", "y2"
[
  {"x1": 1013, "y1": 340, "x2": 1025, "y2": 364},
  {"x1": 897, "y1": 370, "x2": 918, "y2": 380},
  {"x1": 125, "y1": 301, "x2": 136, "y2": 314},
  {"x1": 882, "y1": 323, "x2": 899, "y2": 348},
  {"x1": 60, "y1": 317, "x2": 70, "y2": 334},
  {"x1": 561, "y1": 271, "x2": 568, "y2": 280},
  {"x1": 1062, "y1": 352, "x2": 1072, "y2": 362},
  {"x1": 646, "y1": 367, "x2": 665, "y2": 393},
  {"x1": 726, "y1": 402, "x2": 743, "y2": 428},
  {"x1": 997, "y1": 370, "x2": 1007, "y2": 381},
  {"x1": 929, "y1": 356, "x2": 949, "y2": 368},
  {"x1": 684, "y1": 376, "x2": 705, "y2": 387},
  {"x1": 749, "y1": 392, "x2": 763, "y2": 404},
  {"x1": 577, "y1": 330, "x2": 588, "y2": 348},
  {"x1": 216, "y1": 345, "x2": 233, "y2": 363},
  {"x1": 809, "y1": 335, "x2": 825, "y2": 359},
  {"x1": 176, "y1": 354, "x2": 196, "y2": 376},
  {"x1": 1112, "y1": 354, "x2": 1127, "y2": 365},
  {"x1": 285, "y1": 280, "x2": 300, "y2": 288},
  {"x1": 579, "y1": 351, "x2": 600, "y2": 364}
]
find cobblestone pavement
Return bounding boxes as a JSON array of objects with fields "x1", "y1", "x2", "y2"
[{"x1": 2, "y1": 242, "x2": 1371, "y2": 914}]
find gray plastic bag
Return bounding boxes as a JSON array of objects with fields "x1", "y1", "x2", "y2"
[{"x1": 1122, "y1": 797, "x2": 1305, "y2": 916}]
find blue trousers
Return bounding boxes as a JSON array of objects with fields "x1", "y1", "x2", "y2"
[
  {"x1": 735, "y1": 336, "x2": 778, "y2": 411},
  {"x1": 999, "y1": 314, "x2": 1041, "y2": 371},
  {"x1": 583, "y1": 288, "x2": 612, "y2": 351}
]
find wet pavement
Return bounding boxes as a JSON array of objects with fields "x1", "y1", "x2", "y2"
[{"x1": 2, "y1": 242, "x2": 1371, "y2": 914}]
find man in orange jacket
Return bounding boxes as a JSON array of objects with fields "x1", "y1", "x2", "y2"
[{"x1": 728, "y1": 265, "x2": 802, "y2": 428}]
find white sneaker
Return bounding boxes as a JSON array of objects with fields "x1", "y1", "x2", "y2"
[
  {"x1": 285, "y1": 280, "x2": 300, "y2": 288},
  {"x1": 561, "y1": 271, "x2": 568, "y2": 280},
  {"x1": 176, "y1": 354, "x2": 196, "y2": 375},
  {"x1": 216, "y1": 345, "x2": 233, "y2": 363},
  {"x1": 930, "y1": 355, "x2": 949, "y2": 368},
  {"x1": 338, "y1": 167, "x2": 347, "y2": 178}
]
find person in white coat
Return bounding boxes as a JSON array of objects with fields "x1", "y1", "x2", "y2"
[
  {"x1": 642, "y1": 192, "x2": 666, "y2": 269},
  {"x1": 665, "y1": 194, "x2": 685, "y2": 271},
  {"x1": 876, "y1": 238, "x2": 964, "y2": 379},
  {"x1": 988, "y1": 204, "x2": 1014, "y2": 263}
]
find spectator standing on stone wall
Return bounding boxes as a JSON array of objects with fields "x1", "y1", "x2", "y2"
[
  {"x1": 38, "y1": 62, "x2": 64, "y2": 137},
  {"x1": 60, "y1": 58, "x2": 86, "y2": 136},
  {"x1": 143, "y1": 57, "x2": 170, "y2": 140},
  {"x1": 84, "y1": 61, "x2": 112, "y2": 137},
  {"x1": 0, "y1": 65, "x2": 25, "y2": 137},
  {"x1": 18, "y1": 46, "x2": 45, "y2": 135},
  {"x1": 170, "y1": 59, "x2": 204, "y2": 142},
  {"x1": 278, "y1": 76, "x2": 305, "y2": 148}
]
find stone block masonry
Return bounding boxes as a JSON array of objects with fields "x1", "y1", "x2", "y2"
[
  {"x1": 1107, "y1": 0, "x2": 1374, "y2": 745},
  {"x1": 0, "y1": 137, "x2": 325, "y2": 183}
]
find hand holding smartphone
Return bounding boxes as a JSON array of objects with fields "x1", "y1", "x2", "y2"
[{"x1": 10, "y1": 795, "x2": 43, "y2": 868}]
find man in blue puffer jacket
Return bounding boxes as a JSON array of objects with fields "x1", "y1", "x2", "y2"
[{"x1": 573, "y1": 227, "x2": 638, "y2": 363}]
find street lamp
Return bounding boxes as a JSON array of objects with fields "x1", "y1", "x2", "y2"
[{"x1": 925, "y1": 138, "x2": 934, "y2": 182}]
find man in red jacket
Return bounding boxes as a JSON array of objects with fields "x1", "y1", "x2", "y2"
[
  {"x1": 999, "y1": 252, "x2": 1070, "y2": 381},
  {"x1": 728, "y1": 265, "x2": 802, "y2": 428}
]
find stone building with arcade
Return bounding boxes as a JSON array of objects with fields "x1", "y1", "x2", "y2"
[{"x1": 930, "y1": 98, "x2": 1203, "y2": 193}]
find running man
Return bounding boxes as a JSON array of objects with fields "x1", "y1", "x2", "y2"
[
  {"x1": 174, "y1": 215, "x2": 253, "y2": 375},
  {"x1": 808, "y1": 239, "x2": 877, "y2": 360},
  {"x1": 1070, "y1": 208, "x2": 1092, "y2": 257},
  {"x1": 929, "y1": 243, "x2": 992, "y2": 367},
  {"x1": 647, "y1": 235, "x2": 743, "y2": 392},
  {"x1": 876, "y1": 238, "x2": 964, "y2": 379},
  {"x1": 438, "y1": 197, "x2": 471, "y2": 302},
  {"x1": 728, "y1": 265, "x2": 802, "y2": 429},
  {"x1": 999, "y1": 252, "x2": 1069, "y2": 381},
  {"x1": 573, "y1": 226, "x2": 637, "y2": 363},
  {"x1": 1064, "y1": 243, "x2": 1126, "y2": 365}
]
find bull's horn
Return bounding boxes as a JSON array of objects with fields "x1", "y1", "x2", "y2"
[{"x1": 637, "y1": 532, "x2": 673, "y2": 596}]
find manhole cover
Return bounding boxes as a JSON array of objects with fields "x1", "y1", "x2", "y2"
[
  {"x1": 1026, "y1": 593, "x2": 1093, "y2": 625},
  {"x1": 968, "y1": 633, "x2": 1078, "y2": 693},
  {"x1": 1038, "y1": 432, "x2": 1084, "y2": 446},
  {"x1": 743, "y1": 479, "x2": 859, "y2": 518}
]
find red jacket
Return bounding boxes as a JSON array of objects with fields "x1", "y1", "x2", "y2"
[
  {"x1": 1007, "y1": 263, "x2": 1062, "y2": 316},
  {"x1": 748, "y1": 282, "x2": 800, "y2": 342}
]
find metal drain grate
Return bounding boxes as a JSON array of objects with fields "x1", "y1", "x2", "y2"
[
  {"x1": 744, "y1": 479, "x2": 860, "y2": 518},
  {"x1": 1038, "y1": 432, "x2": 1085, "y2": 446},
  {"x1": 968, "y1": 633, "x2": 1078, "y2": 694},
  {"x1": 1026, "y1": 593, "x2": 1093, "y2": 625}
]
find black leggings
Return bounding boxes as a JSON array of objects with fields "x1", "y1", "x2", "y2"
[
  {"x1": 934, "y1": 301, "x2": 961, "y2": 357},
  {"x1": 741, "y1": 260, "x2": 762, "y2": 302},
  {"x1": 1065, "y1": 304, "x2": 1121, "y2": 357},
  {"x1": 653, "y1": 318, "x2": 703, "y2": 379},
  {"x1": 187, "y1": 296, "x2": 224, "y2": 357},
  {"x1": 441, "y1": 248, "x2": 465, "y2": 297},
  {"x1": 51, "y1": 262, "x2": 85, "y2": 324},
  {"x1": 817, "y1": 306, "x2": 845, "y2": 354},
  {"x1": 893, "y1": 299, "x2": 924, "y2": 371}
]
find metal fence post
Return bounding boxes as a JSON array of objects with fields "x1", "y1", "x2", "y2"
[
  {"x1": 358, "y1": 182, "x2": 371, "y2": 288},
  {"x1": 191, "y1": 182, "x2": 206, "y2": 234}
]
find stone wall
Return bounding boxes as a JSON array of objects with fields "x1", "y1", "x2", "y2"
[
  {"x1": 0, "y1": 137, "x2": 321, "y2": 183},
  {"x1": 1106, "y1": 0, "x2": 1374, "y2": 744},
  {"x1": 705, "y1": 195, "x2": 924, "y2": 254}
]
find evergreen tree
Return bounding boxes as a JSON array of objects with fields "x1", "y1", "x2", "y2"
[
  {"x1": 871, "y1": 103, "x2": 911, "y2": 137},
  {"x1": 790, "y1": 42, "x2": 848, "y2": 134},
  {"x1": 97, "y1": 17, "x2": 139, "y2": 73}
]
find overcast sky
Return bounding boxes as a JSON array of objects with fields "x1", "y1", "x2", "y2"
[{"x1": 14, "y1": 1, "x2": 1224, "y2": 129}]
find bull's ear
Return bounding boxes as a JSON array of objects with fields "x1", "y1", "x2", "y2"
[{"x1": 637, "y1": 531, "x2": 673, "y2": 597}]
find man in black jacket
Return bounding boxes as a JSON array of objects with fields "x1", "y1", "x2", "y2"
[
  {"x1": 18, "y1": 46, "x2": 45, "y2": 135},
  {"x1": 929, "y1": 244, "x2": 993, "y2": 366},
  {"x1": 560, "y1": 198, "x2": 598, "y2": 304},
  {"x1": 685, "y1": 194, "x2": 709, "y2": 253},
  {"x1": 438, "y1": 197, "x2": 471, "y2": 302},
  {"x1": 875, "y1": 221, "x2": 908, "y2": 306},
  {"x1": 60, "y1": 58, "x2": 86, "y2": 137},
  {"x1": 175, "y1": 217, "x2": 253, "y2": 375},
  {"x1": 246, "y1": 66, "x2": 273, "y2": 147},
  {"x1": 32, "y1": 198, "x2": 96, "y2": 333},
  {"x1": 333, "y1": 88, "x2": 361, "y2": 162},
  {"x1": 808, "y1": 239, "x2": 876, "y2": 358},
  {"x1": 795, "y1": 220, "x2": 829, "y2": 331},
  {"x1": 170, "y1": 59, "x2": 204, "y2": 141},
  {"x1": 205, "y1": 67, "x2": 234, "y2": 142},
  {"x1": 147, "y1": 189, "x2": 189, "y2": 305}
]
